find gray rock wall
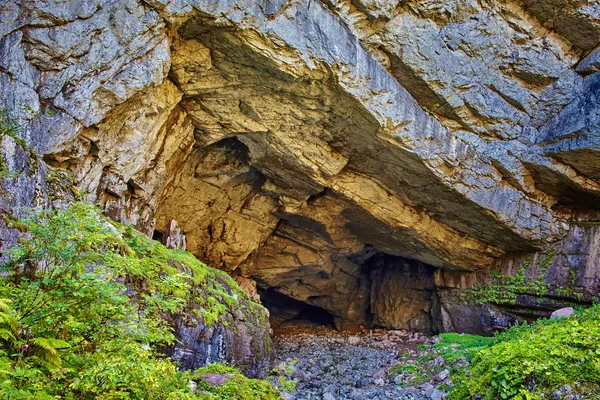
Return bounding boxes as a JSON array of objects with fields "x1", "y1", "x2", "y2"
[{"x1": 435, "y1": 224, "x2": 600, "y2": 334}]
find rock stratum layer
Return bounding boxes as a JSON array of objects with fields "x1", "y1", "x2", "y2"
[{"x1": 1, "y1": 0, "x2": 600, "y2": 334}]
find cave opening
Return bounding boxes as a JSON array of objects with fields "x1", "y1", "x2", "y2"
[
  {"x1": 258, "y1": 288, "x2": 336, "y2": 331},
  {"x1": 152, "y1": 230, "x2": 164, "y2": 243},
  {"x1": 253, "y1": 249, "x2": 440, "y2": 334},
  {"x1": 361, "y1": 252, "x2": 438, "y2": 334}
]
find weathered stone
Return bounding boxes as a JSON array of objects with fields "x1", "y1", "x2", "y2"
[
  {"x1": 234, "y1": 276, "x2": 261, "y2": 304},
  {"x1": 551, "y1": 384, "x2": 573, "y2": 400},
  {"x1": 369, "y1": 254, "x2": 436, "y2": 333},
  {"x1": 163, "y1": 219, "x2": 187, "y2": 249},
  {"x1": 347, "y1": 336, "x2": 361, "y2": 346},
  {"x1": 577, "y1": 47, "x2": 600, "y2": 75},
  {"x1": 435, "y1": 369, "x2": 450, "y2": 382},
  {"x1": 538, "y1": 72, "x2": 600, "y2": 193},
  {"x1": 430, "y1": 389, "x2": 445, "y2": 400},
  {"x1": 551, "y1": 307, "x2": 575, "y2": 319},
  {"x1": 167, "y1": 291, "x2": 273, "y2": 378},
  {"x1": 521, "y1": 0, "x2": 600, "y2": 50}
]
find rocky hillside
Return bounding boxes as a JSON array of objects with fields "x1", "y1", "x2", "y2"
[{"x1": 1, "y1": 0, "x2": 599, "y2": 334}]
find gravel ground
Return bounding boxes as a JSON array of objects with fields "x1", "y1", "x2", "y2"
[{"x1": 271, "y1": 321, "x2": 433, "y2": 400}]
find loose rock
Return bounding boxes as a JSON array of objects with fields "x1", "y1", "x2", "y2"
[{"x1": 551, "y1": 307, "x2": 575, "y2": 319}]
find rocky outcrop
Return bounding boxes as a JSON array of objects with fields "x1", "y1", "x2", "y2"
[
  {"x1": 165, "y1": 267, "x2": 274, "y2": 378},
  {"x1": 1, "y1": 0, "x2": 600, "y2": 333},
  {"x1": 435, "y1": 223, "x2": 600, "y2": 334},
  {"x1": 0, "y1": 145, "x2": 274, "y2": 378}
]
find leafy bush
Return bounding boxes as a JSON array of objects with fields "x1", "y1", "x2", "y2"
[
  {"x1": 449, "y1": 305, "x2": 600, "y2": 399},
  {"x1": 0, "y1": 202, "x2": 276, "y2": 399}
]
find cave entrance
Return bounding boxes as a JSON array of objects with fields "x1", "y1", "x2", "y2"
[
  {"x1": 258, "y1": 288, "x2": 336, "y2": 333},
  {"x1": 152, "y1": 229, "x2": 164, "y2": 242}
]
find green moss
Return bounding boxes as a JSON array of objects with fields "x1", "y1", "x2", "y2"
[
  {"x1": 193, "y1": 364, "x2": 282, "y2": 400},
  {"x1": 433, "y1": 333, "x2": 496, "y2": 362},
  {"x1": 464, "y1": 251, "x2": 561, "y2": 305},
  {"x1": 575, "y1": 221, "x2": 600, "y2": 226},
  {"x1": 539, "y1": 250, "x2": 554, "y2": 270},
  {"x1": 108, "y1": 217, "x2": 268, "y2": 331}
]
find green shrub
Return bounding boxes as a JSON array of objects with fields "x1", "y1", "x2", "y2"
[
  {"x1": 449, "y1": 305, "x2": 600, "y2": 399},
  {"x1": 0, "y1": 202, "x2": 275, "y2": 399}
]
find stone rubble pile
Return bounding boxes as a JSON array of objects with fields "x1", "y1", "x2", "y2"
[{"x1": 273, "y1": 324, "x2": 450, "y2": 400}]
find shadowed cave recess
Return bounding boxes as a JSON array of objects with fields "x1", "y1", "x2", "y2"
[
  {"x1": 258, "y1": 251, "x2": 438, "y2": 334},
  {"x1": 24, "y1": 2, "x2": 600, "y2": 337}
]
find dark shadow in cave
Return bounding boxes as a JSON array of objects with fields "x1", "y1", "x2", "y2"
[
  {"x1": 259, "y1": 288, "x2": 336, "y2": 329},
  {"x1": 152, "y1": 229, "x2": 164, "y2": 242}
]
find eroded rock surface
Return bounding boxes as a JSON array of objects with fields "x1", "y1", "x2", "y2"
[{"x1": 2, "y1": 0, "x2": 600, "y2": 333}]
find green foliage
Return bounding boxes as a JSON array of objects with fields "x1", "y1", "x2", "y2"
[
  {"x1": 0, "y1": 202, "x2": 275, "y2": 399},
  {"x1": 194, "y1": 364, "x2": 282, "y2": 400},
  {"x1": 394, "y1": 309, "x2": 600, "y2": 399},
  {"x1": 449, "y1": 305, "x2": 600, "y2": 399},
  {"x1": 464, "y1": 253, "x2": 556, "y2": 305},
  {"x1": 433, "y1": 333, "x2": 495, "y2": 362},
  {"x1": 464, "y1": 250, "x2": 589, "y2": 306},
  {"x1": 269, "y1": 360, "x2": 297, "y2": 393}
]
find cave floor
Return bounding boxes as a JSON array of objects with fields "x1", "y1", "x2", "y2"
[{"x1": 271, "y1": 321, "x2": 433, "y2": 400}]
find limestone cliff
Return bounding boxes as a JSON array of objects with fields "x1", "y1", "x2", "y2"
[{"x1": 1, "y1": 0, "x2": 600, "y2": 334}]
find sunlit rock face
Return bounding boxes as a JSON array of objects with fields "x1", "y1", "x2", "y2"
[{"x1": 1, "y1": 0, "x2": 600, "y2": 332}]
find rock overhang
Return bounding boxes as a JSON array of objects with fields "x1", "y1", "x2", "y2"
[{"x1": 2, "y1": 0, "x2": 600, "y2": 331}]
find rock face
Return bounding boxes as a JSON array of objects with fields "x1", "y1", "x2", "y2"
[
  {"x1": 1, "y1": 0, "x2": 600, "y2": 333},
  {"x1": 369, "y1": 254, "x2": 436, "y2": 333},
  {"x1": 165, "y1": 269, "x2": 273, "y2": 378},
  {"x1": 435, "y1": 223, "x2": 600, "y2": 334}
]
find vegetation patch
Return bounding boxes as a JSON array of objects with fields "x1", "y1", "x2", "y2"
[
  {"x1": 462, "y1": 251, "x2": 586, "y2": 306},
  {"x1": 449, "y1": 305, "x2": 600, "y2": 399},
  {"x1": 465, "y1": 265, "x2": 551, "y2": 305},
  {"x1": 394, "y1": 306, "x2": 600, "y2": 399},
  {"x1": 0, "y1": 202, "x2": 275, "y2": 399},
  {"x1": 193, "y1": 364, "x2": 282, "y2": 400},
  {"x1": 391, "y1": 334, "x2": 495, "y2": 388}
]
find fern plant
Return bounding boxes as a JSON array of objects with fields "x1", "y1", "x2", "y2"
[{"x1": 0, "y1": 202, "x2": 279, "y2": 399}]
